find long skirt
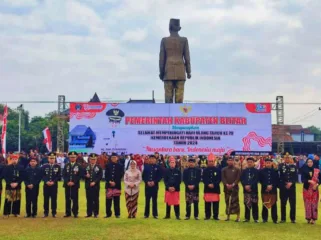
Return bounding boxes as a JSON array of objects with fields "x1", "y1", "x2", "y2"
[
  {"x1": 224, "y1": 187, "x2": 240, "y2": 215},
  {"x1": 164, "y1": 191, "x2": 180, "y2": 206},
  {"x1": 125, "y1": 192, "x2": 139, "y2": 218},
  {"x1": 244, "y1": 193, "x2": 258, "y2": 209},
  {"x1": 303, "y1": 188, "x2": 319, "y2": 220}
]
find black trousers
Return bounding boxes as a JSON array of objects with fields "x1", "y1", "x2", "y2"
[
  {"x1": 144, "y1": 187, "x2": 158, "y2": 217},
  {"x1": 65, "y1": 187, "x2": 79, "y2": 216},
  {"x1": 26, "y1": 186, "x2": 39, "y2": 217},
  {"x1": 262, "y1": 203, "x2": 278, "y2": 222},
  {"x1": 280, "y1": 187, "x2": 296, "y2": 221},
  {"x1": 86, "y1": 187, "x2": 100, "y2": 216},
  {"x1": 244, "y1": 202, "x2": 259, "y2": 221},
  {"x1": 166, "y1": 204, "x2": 180, "y2": 218},
  {"x1": 186, "y1": 201, "x2": 199, "y2": 218},
  {"x1": 106, "y1": 196, "x2": 120, "y2": 217},
  {"x1": 44, "y1": 185, "x2": 58, "y2": 215},
  {"x1": 205, "y1": 202, "x2": 219, "y2": 219}
]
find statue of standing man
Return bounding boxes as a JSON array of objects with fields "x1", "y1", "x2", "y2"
[{"x1": 159, "y1": 19, "x2": 191, "y2": 103}]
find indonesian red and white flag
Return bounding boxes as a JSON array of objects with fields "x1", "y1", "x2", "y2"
[
  {"x1": 1, "y1": 105, "x2": 8, "y2": 157},
  {"x1": 42, "y1": 127, "x2": 52, "y2": 152}
]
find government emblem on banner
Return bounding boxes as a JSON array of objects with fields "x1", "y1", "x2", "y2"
[{"x1": 180, "y1": 105, "x2": 192, "y2": 115}]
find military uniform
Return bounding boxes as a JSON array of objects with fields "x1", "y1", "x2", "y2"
[
  {"x1": 105, "y1": 157, "x2": 123, "y2": 217},
  {"x1": 159, "y1": 19, "x2": 191, "y2": 103},
  {"x1": 42, "y1": 160, "x2": 61, "y2": 217},
  {"x1": 85, "y1": 154, "x2": 103, "y2": 217},
  {"x1": 142, "y1": 160, "x2": 162, "y2": 218},
  {"x1": 278, "y1": 161, "x2": 297, "y2": 222},
  {"x1": 24, "y1": 165, "x2": 42, "y2": 217},
  {"x1": 203, "y1": 165, "x2": 221, "y2": 220},
  {"x1": 241, "y1": 165, "x2": 259, "y2": 222},
  {"x1": 164, "y1": 166, "x2": 181, "y2": 219},
  {"x1": 63, "y1": 151, "x2": 83, "y2": 218},
  {"x1": 2, "y1": 162, "x2": 24, "y2": 216},
  {"x1": 259, "y1": 161, "x2": 279, "y2": 223}
]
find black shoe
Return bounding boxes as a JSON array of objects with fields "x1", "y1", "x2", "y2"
[
  {"x1": 153, "y1": 216, "x2": 158, "y2": 219},
  {"x1": 273, "y1": 221, "x2": 278, "y2": 224},
  {"x1": 94, "y1": 215, "x2": 98, "y2": 218},
  {"x1": 43, "y1": 215, "x2": 48, "y2": 218},
  {"x1": 204, "y1": 217, "x2": 210, "y2": 220},
  {"x1": 104, "y1": 216, "x2": 111, "y2": 218},
  {"x1": 144, "y1": 216, "x2": 149, "y2": 219},
  {"x1": 262, "y1": 220, "x2": 267, "y2": 223},
  {"x1": 115, "y1": 215, "x2": 120, "y2": 218},
  {"x1": 195, "y1": 217, "x2": 199, "y2": 220},
  {"x1": 235, "y1": 219, "x2": 240, "y2": 222},
  {"x1": 184, "y1": 217, "x2": 190, "y2": 220},
  {"x1": 52, "y1": 215, "x2": 56, "y2": 218},
  {"x1": 85, "y1": 215, "x2": 92, "y2": 218},
  {"x1": 14, "y1": 215, "x2": 19, "y2": 217},
  {"x1": 24, "y1": 215, "x2": 31, "y2": 218},
  {"x1": 243, "y1": 219, "x2": 250, "y2": 223},
  {"x1": 213, "y1": 218, "x2": 220, "y2": 221},
  {"x1": 163, "y1": 216, "x2": 170, "y2": 219},
  {"x1": 32, "y1": 215, "x2": 37, "y2": 218},
  {"x1": 176, "y1": 217, "x2": 181, "y2": 220},
  {"x1": 74, "y1": 215, "x2": 78, "y2": 218},
  {"x1": 291, "y1": 220, "x2": 296, "y2": 224},
  {"x1": 280, "y1": 220, "x2": 286, "y2": 223},
  {"x1": 64, "y1": 215, "x2": 71, "y2": 218},
  {"x1": 254, "y1": 220, "x2": 259, "y2": 223}
]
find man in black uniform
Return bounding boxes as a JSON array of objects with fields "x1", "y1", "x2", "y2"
[
  {"x1": 2, "y1": 154, "x2": 24, "y2": 217},
  {"x1": 42, "y1": 152, "x2": 61, "y2": 218},
  {"x1": 278, "y1": 154, "x2": 297, "y2": 223},
  {"x1": 143, "y1": 155, "x2": 163, "y2": 219},
  {"x1": 203, "y1": 156, "x2": 221, "y2": 220},
  {"x1": 241, "y1": 157, "x2": 259, "y2": 223},
  {"x1": 84, "y1": 153, "x2": 103, "y2": 218},
  {"x1": 259, "y1": 158, "x2": 279, "y2": 223},
  {"x1": 105, "y1": 152, "x2": 123, "y2": 218},
  {"x1": 183, "y1": 158, "x2": 201, "y2": 220},
  {"x1": 164, "y1": 157, "x2": 181, "y2": 220},
  {"x1": 24, "y1": 158, "x2": 42, "y2": 218},
  {"x1": 63, "y1": 151, "x2": 83, "y2": 218}
]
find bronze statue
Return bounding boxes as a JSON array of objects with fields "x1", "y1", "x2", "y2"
[{"x1": 159, "y1": 18, "x2": 191, "y2": 103}]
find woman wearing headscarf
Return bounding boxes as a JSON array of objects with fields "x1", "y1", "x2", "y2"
[
  {"x1": 302, "y1": 158, "x2": 321, "y2": 224},
  {"x1": 124, "y1": 160, "x2": 142, "y2": 218}
]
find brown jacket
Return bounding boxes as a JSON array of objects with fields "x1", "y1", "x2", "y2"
[{"x1": 159, "y1": 34, "x2": 191, "y2": 81}]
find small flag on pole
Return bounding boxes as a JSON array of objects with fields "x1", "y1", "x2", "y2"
[
  {"x1": 42, "y1": 127, "x2": 52, "y2": 152},
  {"x1": 1, "y1": 105, "x2": 8, "y2": 157}
]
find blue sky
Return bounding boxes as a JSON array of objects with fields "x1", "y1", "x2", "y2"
[{"x1": 0, "y1": 0, "x2": 320, "y2": 127}]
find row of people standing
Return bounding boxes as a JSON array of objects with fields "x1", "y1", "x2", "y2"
[{"x1": 0, "y1": 152, "x2": 320, "y2": 224}]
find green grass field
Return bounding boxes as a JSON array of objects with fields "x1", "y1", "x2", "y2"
[{"x1": 1, "y1": 182, "x2": 320, "y2": 240}]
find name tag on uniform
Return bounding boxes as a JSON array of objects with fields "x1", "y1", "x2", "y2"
[{"x1": 290, "y1": 169, "x2": 295, "y2": 172}]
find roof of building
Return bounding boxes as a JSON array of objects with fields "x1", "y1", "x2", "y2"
[{"x1": 272, "y1": 124, "x2": 314, "y2": 142}]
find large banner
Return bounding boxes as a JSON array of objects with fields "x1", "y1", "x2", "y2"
[{"x1": 69, "y1": 103, "x2": 272, "y2": 155}]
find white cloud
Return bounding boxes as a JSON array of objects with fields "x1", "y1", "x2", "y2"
[
  {"x1": 122, "y1": 28, "x2": 148, "y2": 42},
  {"x1": 0, "y1": 0, "x2": 38, "y2": 7},
  {"x1": 0, "y1": 0, "x2": 321, "y2": 128}
]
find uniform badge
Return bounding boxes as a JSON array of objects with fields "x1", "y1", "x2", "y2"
[
  {"x1": 95, "y1": 166, "x2": 99, "y2": 172},
  {"x1": 214, "y1": 172, "x2": 217, "y2": 176},
  {"x1": 54, "y1": 168, "x2": 58, "y2": 173},
  {"x1": 74, "y1": 166, "x2": 79, "y2": 172}
]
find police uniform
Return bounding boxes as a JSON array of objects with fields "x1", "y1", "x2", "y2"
[
  {"x1": 259, "y1": 159, "x2": 279, "y2": 223},
  {"x1": 63, "y1": 151, "x2": 83, "y2": 218},
  {"x1": 183, "y1": 159, "x2": 201, "y2": 220},
  {"x1": 203, "y1": 164, "x2": 221, "y2": 220},
  {"x1": 240, "y1": 159, "x2": 259, "y2": 222},
  {"x1": 2, "y1": 157, "x2": 24, "y2": 216},
  {"x1": 142, "y1": 155, "x2": 163, "y2": 218},
  {"x1": 42, "y1": 152, "x2": 61, "y2": 217},
  {"x1": 105, "y1": 153, "x2": 123, "y2": 218},
  {"x1": 85, "y1": 153, "x2": 103, "y2": 217},
  {"x1": 24, "y1": 164, "x2": 42, "y2": 217},
  {"x1": 278, "y1": 157, "x2": 297, "y2": 223}
]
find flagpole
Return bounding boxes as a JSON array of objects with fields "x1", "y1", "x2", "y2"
[{"x1": 18, "y1": 108, "x2": 21, "y2": 152}]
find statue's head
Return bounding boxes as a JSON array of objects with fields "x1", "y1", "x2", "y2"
[{"x1": 169, "y1": 18, "x2": 181, "y2": 32}]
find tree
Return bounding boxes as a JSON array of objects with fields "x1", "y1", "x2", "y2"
[{"x1": 307, "y1": 126, "x2": 321, "y2": 141}]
